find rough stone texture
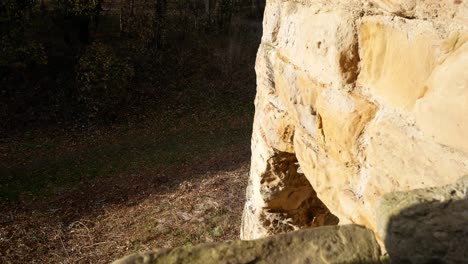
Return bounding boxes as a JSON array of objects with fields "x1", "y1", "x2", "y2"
[
  {"x1": 377, "y1": 175, "x2": 468, "y2": 263},
  {"x1": 113, "y1": 225, "x2": 381, "y2": 264},
  {"x1": 242, "y1": 0, "x2": 468, "y2": 247}
]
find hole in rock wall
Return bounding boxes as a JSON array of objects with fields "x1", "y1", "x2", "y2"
[{"x1": 259, "y1": 151, "x2": 339, "y2": 234}]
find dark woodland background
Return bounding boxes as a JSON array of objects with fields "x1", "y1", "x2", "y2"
[{"x1": 1, "y1": 0, "x2": 264, "y2": 133}]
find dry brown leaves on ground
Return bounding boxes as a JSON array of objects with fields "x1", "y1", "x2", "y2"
[{"x1": 0, "y1": 146, "x2": 250, "y2": 263}]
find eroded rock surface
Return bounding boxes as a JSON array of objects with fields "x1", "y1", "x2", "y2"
[
  {"x1": 113, "y1": 225, "x2": 381, "y2": 264},
  {"x1": 242, "y1": 0, "x2": 468, "y2": 246}
]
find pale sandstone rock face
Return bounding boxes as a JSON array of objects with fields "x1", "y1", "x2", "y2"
[
  {"x1": 358, "y1": 16, "x2": 438, "y2": 110},
  {"x1": 241, "y1": 0, "x2": 468, "y2": 247}
]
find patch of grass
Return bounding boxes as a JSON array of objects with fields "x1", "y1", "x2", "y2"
[{"x1": 0, "y1": 103, "x2": 253, "y2": 200}]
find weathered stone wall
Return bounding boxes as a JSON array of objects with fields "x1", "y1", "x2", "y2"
[{"x1": 241, "y1": 0, "x2": 468, "y2": 246}]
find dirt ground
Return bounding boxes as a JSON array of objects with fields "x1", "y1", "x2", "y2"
[
  {"x1": 0, "y1": 77, "x2": 255, "y2": 263},
  {"x1": 0, "y1": 8, "x2": 261, "y2": 262},
  {"x1": 1, "y1": 141, "x2": 250, "y2": 263},
  {"x1": 0, "y1": 98, "x2": 254, "y2": 263}
]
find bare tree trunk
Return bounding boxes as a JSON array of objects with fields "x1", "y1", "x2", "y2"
[
  {"x1": 119, "y1": 8, "x2": 123, "y2": 32},
  {"x1": 94, "y1": 0, "x2": 102, "y2": 29},
  {"x1": 153, "y1": 0, "x2": 166, "y2": 49},
  {"x1": 204, "y1": 0, "x2": 210, "y2": 15},
  {"x1": 255, "y1": 0, "x2": 262, "y2": 18}
]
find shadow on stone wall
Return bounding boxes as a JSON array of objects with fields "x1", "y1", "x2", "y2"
[{"x1": 384, "y1": 198, "x2": 468, "y2": 264}]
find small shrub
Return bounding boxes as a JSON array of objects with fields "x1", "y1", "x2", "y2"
[{"x1": 76, "y1": 42, "x2": 134, "y2": 119}]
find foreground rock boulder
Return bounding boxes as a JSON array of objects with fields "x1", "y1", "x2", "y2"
[
  {"x1": 113, "y1": 225, "x2": 381, "y2": 264},
  {"x1": 241, "y1": 0, "x2": 468, "y2": 247},
  {"x1": 114, "y1": 178, "x2": 468, "y2": 263},
  {"x1": 377, "y1": 175, "x2": 468, "y2": 263}
]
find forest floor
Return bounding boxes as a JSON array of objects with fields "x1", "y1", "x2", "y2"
[{"x1": 0, "y1": 17, "x2": 260, "y2": 263}]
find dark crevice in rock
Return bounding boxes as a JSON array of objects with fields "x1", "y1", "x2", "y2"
[
  {"x1": 259, "y1": 151, "x2": 338, "y2": 235},
  {"x1": 339, "y1": 41, "x2": 361, "y2": 85}
]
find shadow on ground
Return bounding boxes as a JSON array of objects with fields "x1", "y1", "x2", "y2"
[
  {"x1": 0, "y1": 20, "x2": 260, "y2": 263},
  {"x1": 0, "y1": 130, "x2": 253, "y2": 262}
]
